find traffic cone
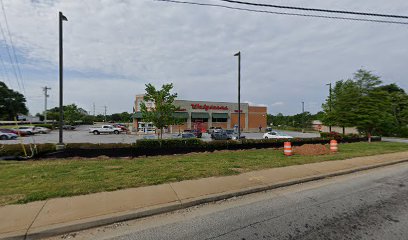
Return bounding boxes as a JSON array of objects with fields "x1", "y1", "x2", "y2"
[{"x1": 284, "y1": 142, "x2": 292, "y2": 156}]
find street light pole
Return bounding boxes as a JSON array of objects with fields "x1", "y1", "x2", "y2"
[
  {"x1": 58, "y1": 11, "x2": 68, "y2": 149},
  {"x1": 43, "y1": 86, "x2": 51, "y2": 122},
  {"x1": 326, "y1": 83, "x2": 332, "y2": 132},
  {"x1": 234, "y1": 51, "x2": 241, "y2": 140},
  {"x1": 301, "y1": 101, "x2": 305, "y2": 133}
]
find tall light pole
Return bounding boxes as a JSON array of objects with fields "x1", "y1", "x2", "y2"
[
  {"x1": 234, "y1": 51, "x2": 241, "y2": 140},
  {"x1": 43, "y1": 86, "x2": 51, "y2": 122},
  {"x1": 326, "y1": 83, "x2": 332, "y2": 132},
  {"x1": 301, "y1": 101, "x2": 305, "y2": 133},
  {"x1": 57, "y1": 11, "x2": 68, "y2": 149}
]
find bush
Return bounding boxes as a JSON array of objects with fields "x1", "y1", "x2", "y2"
[
  {"x1": 320, "y1": 131, "x2": 343, "y2": 140},
  {"x1": 34, "y1": 124, "x2": 54, "y2": 129},
  {"x1": 0, "y1": 135, "x2": 379, "y2": 159},
  {"x1": 0, "y1": 143, "x2": 55, "y2": 158}
]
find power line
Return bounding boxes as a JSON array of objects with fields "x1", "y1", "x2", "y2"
[
  {"x1": 218, "y1": 0, "x2": 408, "y2": 19},
  {"x1": 0, "y1": 20, "x2": 22, "y2": 91},
  {"x1": 0, "y1": 0, "x2": 25, "y2": 94},
  {"x1": 154, "y1": 0, "x2": 408, "y2": 25},
  {"x1": 0, "y1": 53, "x2": 12, "y2": 87}
]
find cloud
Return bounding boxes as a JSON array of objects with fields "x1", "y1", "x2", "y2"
[
  {"x1": 271, "y1": 102, "x2": 284, "y2": 107},
  {"x1": 244, "y1": 101, "x2": 267, "y2": 107},
  {"x1": 0, "y1": 0, "x2": 407, "y2": 115}
]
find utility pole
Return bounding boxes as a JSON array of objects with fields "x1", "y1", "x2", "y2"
[
  {"x1": 43, "y1": 86, "x2": 51, "y2": 122},
  {"x1": 104, "y1": 105, "x2": 107, "y2": 122},
  {"x1": 93, "y1": 102, "x2": 96, "y2": 116}
]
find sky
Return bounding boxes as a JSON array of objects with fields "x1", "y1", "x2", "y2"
[{"x1": 0, "y1": 0, "x2": 408, "y2": 116}]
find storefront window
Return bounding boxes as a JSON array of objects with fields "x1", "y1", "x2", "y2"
[
  {"x1": 191, "y1": 118, "x2": 208, "y2": 123},
  {"x1": 212, "y1": 118, "x2": 227, "y2": 122}
]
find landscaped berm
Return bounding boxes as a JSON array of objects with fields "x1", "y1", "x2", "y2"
[{"x1": 0, "y1": 142, "x2": 407, "y2": 206}]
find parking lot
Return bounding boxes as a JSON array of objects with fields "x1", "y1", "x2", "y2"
[{"x1": 0, "y1": 125, "x2": 320, "y2": 145}]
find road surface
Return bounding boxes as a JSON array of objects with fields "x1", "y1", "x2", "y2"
[
  {"x1": 0, "y1": 128, "x2": 319, "y2": 144},
  {"x1": 48, "y1": 162, "x2": 408, "y2": 240}
]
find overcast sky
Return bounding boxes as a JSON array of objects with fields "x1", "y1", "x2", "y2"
[{"x1": 1, "y1": 0, "x2": 408, "y2": 116}]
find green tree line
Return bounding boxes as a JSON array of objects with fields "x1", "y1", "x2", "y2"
[{"x1": 321, "y1": 69, "x2": 408, "y2": 140}]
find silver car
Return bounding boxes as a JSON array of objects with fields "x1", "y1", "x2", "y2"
[{"x1": 0, "y1": 132, "x2": 18, "y2": 140}]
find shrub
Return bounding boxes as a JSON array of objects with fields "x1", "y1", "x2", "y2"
[
  {"x1": 320, "y1": 131, "x2": 342, "y2": 140},
  {"x1": 0, "y1": 143, "x2": 55, "y2": 158},
  {"x1": 34, "y1": 124, "x2": 54, "y2": 129},
  {"x1": 135, "y1": 138, "x2": 203, "y2": 150},
  {"x1": 0, "y1": 135, "x2": 378, "y2": 159}
]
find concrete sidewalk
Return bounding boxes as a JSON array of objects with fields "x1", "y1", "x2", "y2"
[{"x1": 1, "y1": 151, "x2": 408, "y2": 240}]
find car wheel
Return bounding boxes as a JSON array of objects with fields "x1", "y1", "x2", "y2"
[
  {"x1": 93, "y1": 130, "x2": 99, "y2": 135},
  {"x1": 0, "y1": 135, "x2": 7, "y2": 140},
  {"x1": 114, "y1": 130, "x2": 119, "y2": 134},
  {"x1": 27, "y1": 131, "x2": 32, "y2": 135},
  {"x1": 265, "y1": 136, "x2": 268, "y2": 139}
]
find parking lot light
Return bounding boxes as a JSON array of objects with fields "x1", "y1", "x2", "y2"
[
  {"x1": 234, "y1": 51, "x2": 241, "y2": 140},
  {"x1": 57, "y1": 11, "x2": 68, "y2": 150}
]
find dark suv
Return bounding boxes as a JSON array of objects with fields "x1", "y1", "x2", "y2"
[{"x1": 184, "y1": 129, "x2": 202, "y2": 138}]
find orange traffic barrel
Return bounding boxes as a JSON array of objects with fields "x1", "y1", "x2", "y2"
[
  {"x1": 284, "y1": 142, "x2": 292, "y2": 156},
  {"x1": 330, "y1": 140, "x2": 338, "y2": 152}
]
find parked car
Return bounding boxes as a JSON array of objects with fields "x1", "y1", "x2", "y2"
[
  {"x1": 212, "y1": 131, "x2": 231, "y2": 140},
  {"x1": 113, "y1": 124, "x2": 128, "y2": 132},
  {"x1": 178, "y1": 133, "x2": 196, "y2": 139},
  {"x1": 0, "y1": 128, "x2": 27, "y2": 137},
  {"x1": 263, "y1": 131, "x2": 293, "y2": 139},
  {"x1": 62, "y1": 125, "x2": 76, "y2": 130},
  {"x1": 12, "y1": 126, "x2": 35, "y2": 135},
  {"x1": 33, "y1": 127, "x2": 51, "y2": 134},
  {"x1": 0, "y1": 132, "x2": 18, "y2": 140},
  {"x1": 208, "y1": 127, "x2": 222, "y2": 135},
  {"x1": 89, "y1": 125, "x2": 123, "y2": 135},
  {"x1": 210, "y1": 128, "x2": 225, "y2": 139},
  {"x1": 184, "y1": 129, "x2": 202, "y2": 138}
]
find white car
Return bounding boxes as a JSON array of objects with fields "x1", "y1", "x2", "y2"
[
  {"x1": 12, "y1": 126, "x2": 36, "y2": 135},
  {"x1": 33, "y1": 127, "x2": 51, "y2": 134},
  {"x1": 0, "y1": 132, "x2": 18, "y2": 140},
  {"x1": 89, "y1": 125, "x2": 123, "y2": 135},
  {"x1": 263, "y1": 131, "x2": 293, "y2": 139}
]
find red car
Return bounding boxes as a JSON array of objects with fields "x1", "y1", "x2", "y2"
[
  {"x1": 113, "y1": 124, "x2": 128, "y2": 132},
  {"x1": 0, "y1": 128, "x2": 28, "y2": 137}
]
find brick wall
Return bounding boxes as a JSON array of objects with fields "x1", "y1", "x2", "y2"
[{"x1": 248, "y1": 106, "x2": 267, "y2": 131}]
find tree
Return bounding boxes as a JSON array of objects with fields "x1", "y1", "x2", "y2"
[
  {"x1": 322, "y1": 69, "x2": 396, "y2": 141},
  {"x1": 47, "y1": 104, "x2": 88, "y2": 124},
  {"x1": 0, "y1": 81, "x2": 29, "y2": 120},
  {"x1": 140, "y1": 83, "x2": 179, "y2": 139}
]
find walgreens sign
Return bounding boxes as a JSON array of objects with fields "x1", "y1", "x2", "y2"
[{"x1": 191, "y1": 104, "x2": 228, "y2": 111}]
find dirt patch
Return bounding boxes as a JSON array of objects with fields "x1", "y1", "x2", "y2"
[
  {"x1": 293, "y1": 144, "x2": 331, "y2": 156},
  {"x1": 0, "y1": 194, "x2": 25, "y2": 206}
]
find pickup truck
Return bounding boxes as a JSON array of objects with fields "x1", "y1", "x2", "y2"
[{"x1": 89, "y1": 125, "x2": 123, "y2": 135}]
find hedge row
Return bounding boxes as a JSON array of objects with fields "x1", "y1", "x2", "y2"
[{"x1": 0, "y1": 136, "x2": 381, "y2": 160}]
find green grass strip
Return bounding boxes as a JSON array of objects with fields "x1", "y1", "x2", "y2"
[{"x1": 0, "y1": 142, "x2": 407, "y2": 205}]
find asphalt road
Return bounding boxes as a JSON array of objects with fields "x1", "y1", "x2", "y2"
[
  {"x1": 0, "y1": 127, "x2": 319, "y2": 144},
  {"x1": 50, "y1": 162, "x2": 408, "y2": 240}
]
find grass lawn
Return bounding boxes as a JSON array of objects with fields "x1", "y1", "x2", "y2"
[{"x1": 0, "y1": 142, "x2": 407, "y2": 206}]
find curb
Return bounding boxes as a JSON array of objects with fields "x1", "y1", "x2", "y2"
[{"x1": 6, "y1": 158, "x2": 408, "y2": 240}]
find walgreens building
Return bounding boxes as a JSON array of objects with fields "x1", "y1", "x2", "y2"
[{"x1": 133, "y1": 95, "x2": 267, "y2": 133}]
